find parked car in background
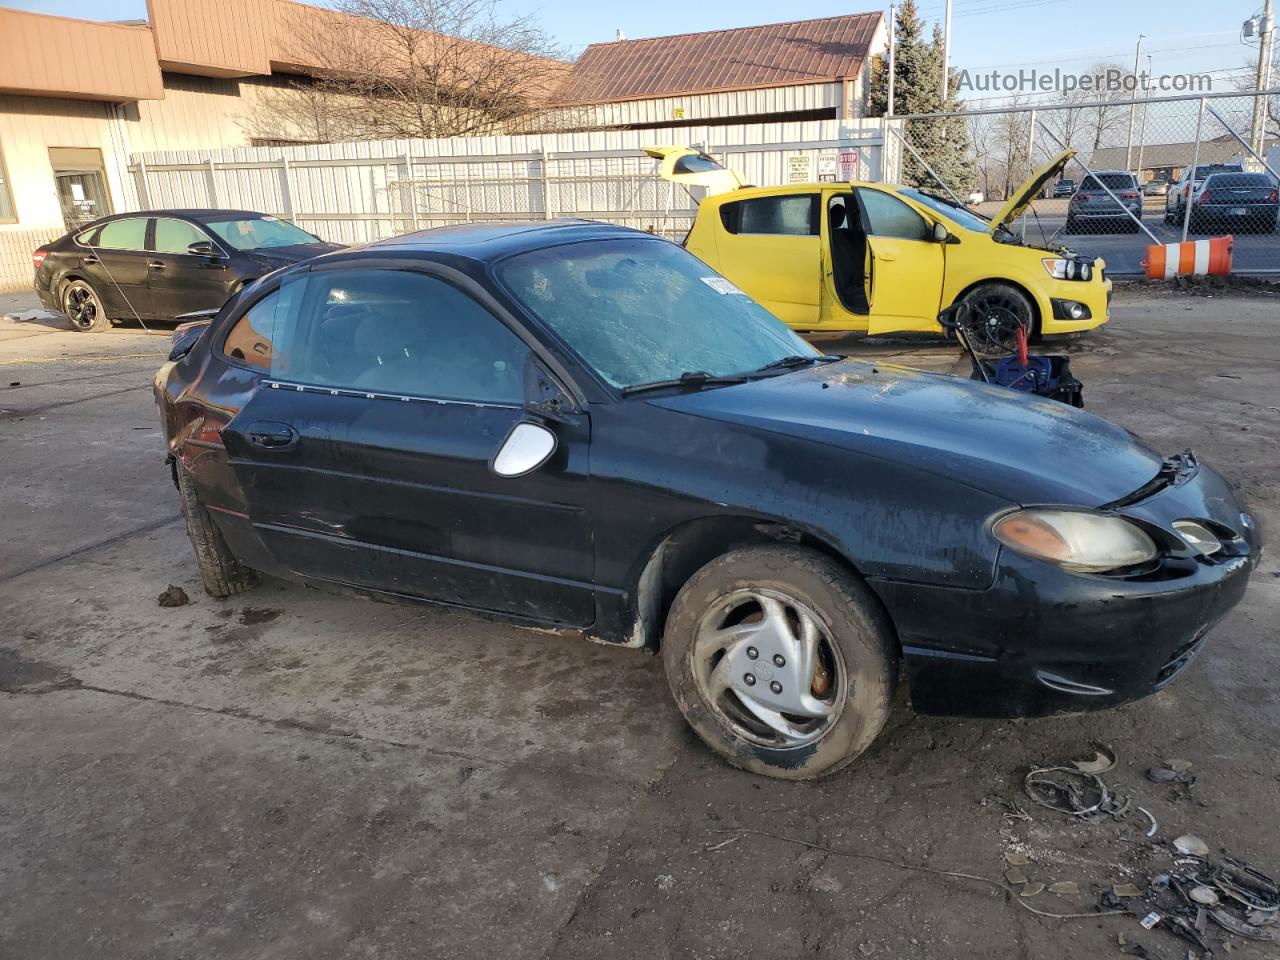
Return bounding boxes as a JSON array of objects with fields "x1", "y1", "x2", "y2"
[
  {"x1": 1187, "y1": 172, "x2": 1279, "y2": 234},
  {"x1": 1164, "y1": 162, "x2": 1246, "y2": 225},
  {"x1": 1053, "y1": 179, "x2": 1076, "y2": 198},
  {"x1": 1141, "y1": 179, "x2": 1170, "y2": 198},
  {"x1": 34, "y1": 210, "x2": 341, "y2": 332},
  {"x1": 967, "y1": 190, "x2": 985, "y2": 205},
  {"x1": 1065, "y1": 171, "x2": 1143, "y2": 233},
  {"x1": 646, "y1": 146, "x2": 1110, "y2": 340},
  {"x1": 155, "y1": 220, "x2": 1258, "y2": 779}
]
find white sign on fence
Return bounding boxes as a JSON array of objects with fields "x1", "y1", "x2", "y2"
[{"x1": 786, "y1": 155, "x2": 814, "y2": 183}]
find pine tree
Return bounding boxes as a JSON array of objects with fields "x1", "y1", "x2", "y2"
[{"x1": 867, "y1": 1, "x2": 976, "y2": 193}]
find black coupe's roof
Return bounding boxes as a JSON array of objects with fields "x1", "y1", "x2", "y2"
[{"x1": 366, "y1": 219, "x2": 653, "y2": 261}]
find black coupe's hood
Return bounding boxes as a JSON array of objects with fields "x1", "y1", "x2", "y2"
[
  {"x1": 654, "y1": 360, "x2": 1165, "y2": 507},
  {"x1": 245, "y1": 242, "x2": 342, "y2": 269}
]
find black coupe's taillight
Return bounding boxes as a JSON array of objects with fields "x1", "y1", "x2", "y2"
[{"x1": 32, "y1": 249, "x2": 48, "y2": 269}]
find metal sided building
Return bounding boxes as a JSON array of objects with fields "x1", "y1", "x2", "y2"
[{"x1": 547, "y1": 13, "x2": 888, "y2": 131}]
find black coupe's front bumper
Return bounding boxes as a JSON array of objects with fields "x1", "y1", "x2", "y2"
[{"x1": 870, "y1": 463, "x2": 1261, "y2": 718}]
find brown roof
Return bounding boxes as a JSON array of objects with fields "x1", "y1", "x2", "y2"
[
  {"x1": 554, "y1": 12, "x2": 882, "y2": 105},
  {"x1": 1091, "y1": 139, "x2": 1279, "y2": 171}
]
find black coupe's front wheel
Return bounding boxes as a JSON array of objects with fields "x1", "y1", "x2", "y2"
[
  {"x1": 61, "y1": 280, "x2": 110, "y2": 333},
  {"x1": 662, "y1": 545, "x2": 896, "y2": 780},
  {"x1": 176, "y1": 464, "x2": 257, "y2": 599}
]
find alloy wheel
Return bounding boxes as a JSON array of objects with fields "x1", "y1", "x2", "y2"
[
  {"x1": 64, "y1": 283, "x2": 101, "y2": 331},
  {"x1": 963, "y1": 292, "x2": 1028, "y2": 356},
  {"x1": 692, "y1": 588, "x2": 847, "y2": 747}
]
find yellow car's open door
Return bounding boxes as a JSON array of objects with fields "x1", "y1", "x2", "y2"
[{"x1": 645, "y1": 146, "x2": 744, "y2": 197}]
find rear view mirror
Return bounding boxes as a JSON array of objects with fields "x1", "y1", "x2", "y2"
[
  {"x1": 188, "y1": 240, "x2": 218, "y2": 257},
  {"x1": 492, "y1": 421, "x2": 557, "y2": 477}
]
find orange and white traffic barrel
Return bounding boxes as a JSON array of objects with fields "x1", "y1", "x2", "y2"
[{"x1": 1143, "y1": 235, "x2": 1233, "y2": 280}]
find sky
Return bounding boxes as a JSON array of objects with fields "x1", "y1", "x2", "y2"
[{"x1": 7, "y1": 0, "x2": 1274, "y2": 99}]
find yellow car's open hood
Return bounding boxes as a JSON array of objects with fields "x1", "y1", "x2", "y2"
[
  {"x1": 989, "y1": 149, "x2": 1074, "y2": 234},
  {"x1": 645, "y1": 146, "x2": 744, "y2": 196}
]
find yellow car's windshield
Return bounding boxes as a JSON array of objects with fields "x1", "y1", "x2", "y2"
[{"x1": 898, "y1": 188, "x2": 991, "y2": 233}]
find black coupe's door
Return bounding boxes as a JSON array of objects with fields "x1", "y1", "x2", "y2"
[
  {"x1": 147, "y1": 217, "x2": 236, "y2": 320},
  {"x1": 220, "y1": 267, "x2": 595, "y2": 627}
]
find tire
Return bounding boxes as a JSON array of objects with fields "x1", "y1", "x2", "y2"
[
  {"x1": 960, "y1": 282, "x2": 1036, "y2": 353},
  {"x1": 1063, "y1": 217, "x2": 1075, "y2": 234},
  {"x1": 661, "y1": 545, "x2": 896, "y2": 780},
  {"x1": 61, "y1": 278, "x2": 110, "y2": 332},
  {"x1": 175, "y1": 463, "x2": 257, "y2": 598}
]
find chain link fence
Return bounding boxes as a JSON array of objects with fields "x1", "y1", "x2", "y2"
[{"x1": 891, "y1": 90, "x2": 1280, "y2": 275}]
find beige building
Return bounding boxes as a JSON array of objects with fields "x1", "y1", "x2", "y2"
[{"x1": 0, "y1": 0, "x2": 480, "y2": 289}]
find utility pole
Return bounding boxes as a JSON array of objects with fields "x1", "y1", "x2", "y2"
[
  {"x1": 1250, "y1": 0, "x2": 1275, "y2": 158},
  {"x1": 887, "y1": 3, "x2": 896, "y2": 117},
  {"x1": 1124, "y1": 33, "x2": 1144, "y2": 172},
  {"x1": 1135, "y1": 54, "x2": 1153, "y2": 181},
  {"x1": 941, "y1": 0, "x2": 953, "y2": 100}
]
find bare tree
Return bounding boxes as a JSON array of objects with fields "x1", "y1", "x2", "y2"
[
  {"x1": 1081, "y1": 61, "x2": 1135, "y2": 150},
  {"x1": 267, "y1": 0, "x2": 571, "y2": 141}
]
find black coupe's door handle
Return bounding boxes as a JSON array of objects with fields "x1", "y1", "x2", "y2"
[
  {"x1": 148, "y1": 259, "x2": 166, "y2": 269},
  {"x1": 246, "y1": 422, "x2": 299, "y2": 451},
  {"x1": 82, "y1": 255, "x2": 98, "y2": 264}
]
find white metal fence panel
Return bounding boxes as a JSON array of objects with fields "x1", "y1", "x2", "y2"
[{"x1": 128, "y1": 120, "x2": 888, "y2": 247}]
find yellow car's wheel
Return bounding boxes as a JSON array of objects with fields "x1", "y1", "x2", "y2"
[{"x1": 960, "y1": 283, "x2": 1036, "y2": 354}]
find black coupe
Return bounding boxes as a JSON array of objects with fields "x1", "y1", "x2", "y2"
[
  {"x1": 34, "y1": 209, "x2": 340, "y2": 332},
  {"x1": 154, "y1": 221, "x2": 1259, "y2": 779}
]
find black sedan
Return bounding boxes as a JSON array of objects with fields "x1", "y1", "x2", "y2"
[
  {"x1": 154, "y1": 221, "x2": 1259, "y2": 779},
  {"x1": 34, "y1": 209, "x2": 340, "y2": 332}
]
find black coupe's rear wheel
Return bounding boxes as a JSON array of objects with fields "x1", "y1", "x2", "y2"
[
  {"x1": 176, "y1": 463, "x2": 257, "y2": 598},
  {"x1": 61, "y1": 280, "x2": 110, "y2": 333}
]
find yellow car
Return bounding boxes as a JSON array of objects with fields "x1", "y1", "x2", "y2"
[{"x1": 648, "y1": 147, "x2": 1111, "y2": 342}]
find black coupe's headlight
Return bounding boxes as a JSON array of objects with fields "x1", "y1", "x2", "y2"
[{"x1": 993, "y1": 509, "x2": 1158, "y2": 573}]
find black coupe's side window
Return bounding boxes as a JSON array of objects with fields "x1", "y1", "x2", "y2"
[
  {"x1": 223, "y1": 281, "x2": 303, "y2": 370},
  {"x1": 278, "y1": 270, "x2": 528, "y2": 404}
]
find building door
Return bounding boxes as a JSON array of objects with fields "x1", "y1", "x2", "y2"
[{"x1": 49, "y1": 147, "x2": 113, "y2": 231}]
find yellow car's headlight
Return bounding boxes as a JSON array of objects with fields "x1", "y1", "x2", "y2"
[{"x1": 1042, "y1": 257, "x2": 1094, "y2": 282}]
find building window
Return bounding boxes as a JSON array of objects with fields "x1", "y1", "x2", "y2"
[{"x1": 0, "y1": 144, "x2": 15, "y2": 222}]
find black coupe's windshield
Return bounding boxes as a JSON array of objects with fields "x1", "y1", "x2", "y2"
[
  {"x1": 898, "y1": 189, "x2": 991, "y2": 232},
  {"x1": 203, "y1": 216, "x2": 321, "y2": 251},
  {"x1": 498, "y1": 238, "x2": 817, "y2": 390}
]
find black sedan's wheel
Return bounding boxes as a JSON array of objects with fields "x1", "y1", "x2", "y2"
[
  {"x1": 61, "y1": 280, "x2": 110, "y2": 333},
  {"x1": 662, "y1": 545, "x2": 895, "y2": 780},
  {"x1": 960, "y1": 282, "x2": 1035, "y2": 354},
  {"x1": 176, "y1": 463, "x2": 257, "y2": 598}
]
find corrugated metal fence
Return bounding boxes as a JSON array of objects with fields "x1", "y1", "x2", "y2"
[{"x1": 128, "y1": 120, "x2": 887, "y2": 247}]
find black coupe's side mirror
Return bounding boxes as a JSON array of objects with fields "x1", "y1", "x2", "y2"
[
  {"x1": 491, "y1": 421, "x2": 558, "y2": 477},
  {"x1": 187, "y1": 240, "x2": 219, "y2": 257}
]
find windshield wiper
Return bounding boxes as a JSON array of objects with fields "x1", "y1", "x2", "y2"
[
  {"x1": 752, "y1": 354, "x2": 841, "y2": 372},
  {"x1": 621, "y1": 370, "x2": 750, "y2": 396}
]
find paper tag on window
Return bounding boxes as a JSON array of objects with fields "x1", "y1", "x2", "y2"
[{"x1": 700, "y1": 277, "x2": 746, "y2": 296}]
